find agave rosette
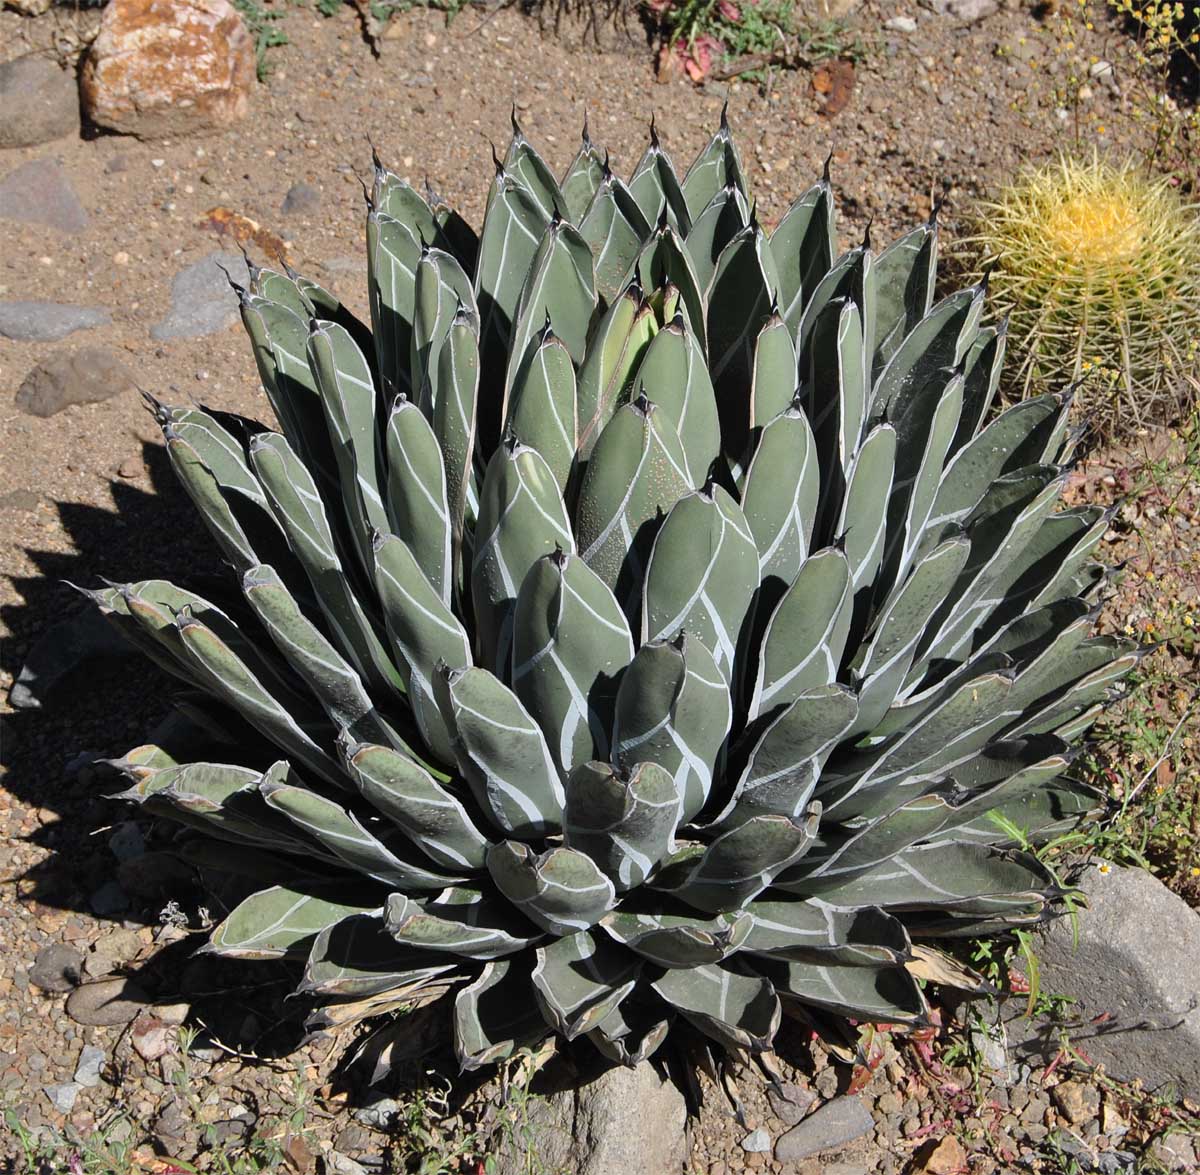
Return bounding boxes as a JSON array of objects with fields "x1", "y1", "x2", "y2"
[{"x1": 88, "y1": 112, "x2": 1136, "y2": 1070}]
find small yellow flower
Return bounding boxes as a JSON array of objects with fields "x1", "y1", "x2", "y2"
[
  {"x1": 1184, "y1": 614, "x2": 1195, "y2": 627},
  {"x1": 1097, "y1": 862, "x2": 1113, "y2": 874},
  {"x1": 1191, "y1": 866, "x2": 1200, "y2": 877}
]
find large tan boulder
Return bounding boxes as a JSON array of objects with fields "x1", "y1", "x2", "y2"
[{"x1": 80, "y1": 0, "x2": 256, "y2": 139}]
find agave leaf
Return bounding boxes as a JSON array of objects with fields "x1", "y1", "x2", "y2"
[
  {"x1": 503, "y1": 118, "x2": 570, "y2": 222},
  {"x1": 685, "y1": 183, "x2": 750, "y2": 295},
  {"x1": 435, "y1": 665, "x2": 566, "y2": 837},
  {"x1": 575, "y1": 286, "x2": 658, "y2": 459},
  {"x1": 250, "y1": 431, "x2": 403, "y2": 695},
  {"x1": 206, "y1": 882, "x2": 378, "y2": 960},
  {"x1": 372, "y1": 165, "x2": 439, "y2": 241},
  {"x1": 475, "y1": 177, "x2": 549, "y2": 452},
  {"x1": 749, "y1": 312, "x2": 798, "y2": 443},
  {"x1": 628, "y1": 130, "x2": 691, "y2": 234},
  {"x1": 511, "y1": 551, "x2": 634, "y2": 778},
  {"x1": 574, "y1": 397, "x2": 693, "y2": 615},
  {"x1": 506, "y1": 326, "x2": 578, "y2": 496},
  {"x1": 432, "y1": 305, "x2": 480, "y2": 598},
  {"x1": 707, "y1": 226, "x2": 780, "y2": 462},
  {"x1": 385, "y1": 396, "x2": 453, "y2": 604},
  {"x1": 631, "y1": 311, "x2": 720, "y2": 484},
  {"x1": 384, "y1": 890, "x2": 541, "y2": 959},
  {"x1": 796, "y1": 244, "x2": 872, "y2": 384},
  {"x1": 261, "y1": 763, "x2": 464, "y2": 889},
  {"x1": 561, "y1": 121, "x2": 606, "y2": 222},
  {"x1": 601, "y1": 909, "x2": 752, "y2": 968},
  {"x1": 954, "y1": 324, "x2": 1007, "y2": 451},
  {"x1": 251, "y1": 264, "x2": 313, "y2": 317},
  {"x1": 770, "y1": 175, "x2": 836, "y2": 339},
  {"x1": 632, "y1": 223, "x2": 707, "y2": 349},
  {"x1": 242, "y1": 564, "x2": 401, "y2": 749},
  {"x1": 532, "y1": 929, "x2": 641, "y2": 1040},
  {"x1": 306, "y1": 318, "x2": 389, "y2": 570},
  {"x1": 428, "y1": 182, "x2": 480, "y2": 273},
  {"x1": 870, "y1": 219, "x2": 938, "y2": 373},
  {"x1": 304, "y1": 911, "x2": 458, "y2": 998},
  {"x1": 343, "y1": 739, "x2": 491, "y2": 871},
  {"x1": 718, "y1": 685, "x2": 859, "y2": 829},
  {"x1": 412, "y1": 247, "x2": 476, "y2": 416},
  {"x1": 806, "y1": 299, "x2": 867, "y2": 493},
  {"x1": 764, "y1": 958, "x2": 928, "y2": 1024},
  {"x1": 487, "y1": 841, "x2": 616, "y2": 935},
  {"x1": 367, "y1": 211, "x2": 421, "y2": 400},
  {"x1": 505, "y1": 219, "x2": 596, "y2": 416},
  {"x1": 454, "y1": 958, "x2": 548, "y2": 1071},
  {"x1": 834, "y1": 423, "x2": 896, "y2": 594},
  {"x1": 579, "y1": 172, "x2": 653, "y2": 309},
  {"x1": 750, "y1": 548, "x2": 852, "y2": 720},
  {"x1": 681, "y1": 110, "x2": 748, "y2": 222},
  {"x1": 641, "y1": 485, "x2": 758, "y2": 679},
  {"x1": 872, "y1": 283, "x2": 983, "y2": 419},
  {"x1": 175, "y1": 616, "x2": 345, "y2": 787},
  {"x1": 372, "y1": 532, "x2": 472, "y2": 764},
  {"x1": 563, "y1": 760, "x2": 679, "y2": 891},
  {"x1": 740, "y1": 399, "x2": 819, "y2": 600},
  {"x1": 588, "y1": 1001, "x2": 671, "y2": 1067},
  {"x1": 742, "y1": 900, "x2": 911, "y2": 966},
  {"x1": 612, "y1": 633, "x2": 732, "y2": 826},
  {"x1": 651, "y1": 963, "x2": 778, "y2": 1052},
  {"x1": 472, "y1": 438, "x2": 575, "y2": 675}
]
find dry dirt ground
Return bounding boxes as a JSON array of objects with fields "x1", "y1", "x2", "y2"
[{"x1": 1, "y1": 1, "x2": 1197, "y2": 1171}]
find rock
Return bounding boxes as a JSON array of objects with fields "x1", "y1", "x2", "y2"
[
  {"x1": 916, "y1": 1135, "x2": 968, "y2": 1174},
  {"x1": 108, "y1": 822, "x2": 145, "y2": 862},
  {"x1": 353, "y1": 1096, "x2": 400, "y2": 1128},
  {"x1": 5, "y1": 0, "x2": 53, "y2": 12},
  {"x1": 281, "y1": 181, "x2": 320, "y2": 217},
  {"x1": 328, "y1": 1154, "x2": 369, "y2": 1175},
  {"x1": 0, "y1": 56, "x2": 81, "y2": 149},
  {"x1": 14, "y1": 348, "x2": 137, "y2": 419},
  {"x1": 774, "y1": 1096, "x2": 874, "y2": 1163},
  {"x1": 768, "y1": 1082, "x2": 817, "y2": 1126},
  {"x1": 1148, "y1": 1134, "x2": 1197, "y2": 1172},
  {"x1": 920, "y1": 0, "x2": 997, "y2": 16},
  {"x1": 81, "y1": 0, "x2": 256, "y2": 139},
  {"x1": 743, "y1": 1127, "x2": 772, "y2": 1152},
  {"x1": 1005, "y1": 863, "x2": 1200, "y2": 1099},
  {"x1": 1052, "y1": 1080, "x2": 1100, "y2": 1126},
  {"x1": 132, "y1": 1014, "x2": 171, "y2": 1061},
  {"x1": 0, "y1": 301, "x2": 111, "y2": 342},
  {"x1": 0, "y1": 158, "x2": 88, "y2": 234},
  {"x1": 29, "y1": 943, "x2": 84, "y2": 993},
  {"x1": 66, "y1": 977, "x2": 150, "y2": 1027},
  {"x1": 493, "y1": 1063, "x2": 687, "y2": 1175},
  {"x1": 74, "y1": 1045, "x2": 106, "y2": 1088},
  {"x1": 150, "y1": 250, "x2": 247, "y2": 340},
  {"x1": 884, "y1": 15, "x2": 918, "y2": 31},
  {"x1": 43, "y1": 1082, "x2": 81, "y2": 1113}
]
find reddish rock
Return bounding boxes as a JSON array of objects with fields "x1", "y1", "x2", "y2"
[{"x1": 80, "y1": 0, "x2": 255, "y2": 139}]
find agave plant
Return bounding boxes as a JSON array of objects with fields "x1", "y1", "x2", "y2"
[{"x1": 88, "y1": 111, "x2": 1137, "y2": 1071}]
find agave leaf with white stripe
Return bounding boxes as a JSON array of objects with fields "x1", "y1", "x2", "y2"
[
  {"x1": 434, "y1": 665, "x2": 566, "y2": 837},
  {"x1": 629, "y1": 130, "x2": 691, "y2": 233},
  {"x1": 681, "y1": 109, "x2": 748, "y2": 222},
  {"x1": 511, "y1": 551, "x2": 634, "y2": 778},
  {"x1": 453, "y1": 958, "x2": 548, "y2": 1070},
  {"x1": 641, "y1": 485, "x2": 758, "y2": 680},
  {"x1": 372, "y1": 531, "x2": 471, "y2": 764},
  {"x1": 763, "y1": 957, "x2": 927, "y2": 1023},
  {"x1": 563, "y1": 760, "x2": 679, "y2": 891},
  {"x1": 742, "y1": 900, "x2": 911, "y2": 966},
  {"x1": 770, "y1": 175, "x2": 836, "y2": 339},
  {"x1": 612, "y1": 633, "x2": 731, "y2": 826},
  {"x1": 870, "y1": 218, "x2": 938, "y2": 374},
  {"x1": 384, "y1": 890, "x2": 541, "y2": 959},
  {"x1": 367, "y1": 210, "x2": 421, "y2": 399},
  {"x1": 506, "y1": 326, "x2": 578, "y2": 496},
  {"x1": 685, "y1": 183, "x2": 750, "y2": 295},
  {"x1": 503, "y1": 119, "x2": 570, "y2": 222},
  {"x1": 207, "y1": 882, "x2": 379, "y2": 960},
  {"x1": 651, "y1": 962, "x2": 778, "y2": 1052},
  {"x1": 532, "y1": 929, "x2": 641, "y2": 1040},
  {"x1": 632, "y1": 222, "x2": 707, "y2": 348},
  {"x1": 487, "y1": 840, "x2": 615, "y2": 935},
  {"x1": 561, "y1": 121, "x2": 606, "y2": 222},
  {"x1": 411, "y1": 247, "x2": 476, "y2": 416},
  {"x1": 587, "y1": 1001, "x2": 671, "y2": 1067},
  {"x1": 601, "y1": 909, "x2": 752, "y2": 968},
  {"x1": 834, "y1": 423, "x2": 896, "y2": 594},
  {"x1": 580, "y1": 172, "x2": 653, "y2": 308},
  {"x1": 343, "y1": 738, "x2": 490, "y2": 871}
]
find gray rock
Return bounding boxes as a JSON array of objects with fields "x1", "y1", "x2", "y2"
[
  {"x1": 90, "y1": 880, "x2": 130, "y2": 916},
  {"x1": 29, "y1": 943, "x2": 84, "y2": 993},
  {"x1": 14, "y1": 347, "x2": 136, "y2": 419},
  {"x1": 768, "y1": 1081, "x2": 817, "y2": 1126},
  {"x1": 920, "y1": 0, "x2": 997, "y2": 16},
  {"x1": 884, "y1": 15, "x2": 918, "y2": 31},
  {"x1": 0, "y1": 301, "x2": 111, "y2": 342},
  {"x1": 1004, "y1": 862, "x2": 1200, "y2": 1100},
  {"x1": 493, "y1": 1063, "x2": 687, "y2": 1175},
  {"x1": 353, "y1": 1096, "x2": 400, "y2": 1128},
  {"x1": 73, "y1": 1044, "x2": 106, "y2": 1088},
  {"x1": 742, "y1": 1127, "x2": 772, "y2": 1152},
  {"x1": 281, "y1": 181, "x2": 320, "y2": 216},
  {"x1": 65, "y1": 977, "x2": 150, "y2": 1027},
  {"x1": 774, "y1": 1096, "x2": 874, "y2": 1163},
  {"x1": 43, "y1": 1082, "x2": 81, "y2": 1114},
  {"x1": 0, "y1": 56, "x2": 80, "y2": 149},
  {"x1": 150, "y1": 250, "x2": 248, "y2": 340},
  {"x1": 0, "y1": 158, "x2": 88, "y2": 233}
]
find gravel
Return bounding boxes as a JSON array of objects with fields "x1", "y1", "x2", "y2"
[{"x1": 0, "y1": 301, "x2": 112, "y2": 342}]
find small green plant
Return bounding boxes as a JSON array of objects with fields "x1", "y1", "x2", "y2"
[
  {"x1": 960, "y1": 153, "x2": 1200, "y2": 441},
  {"x1": 231, "y1": 0, "x2": 291, "y2": 79}
]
